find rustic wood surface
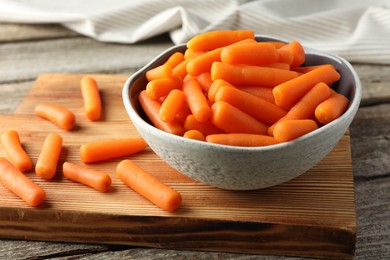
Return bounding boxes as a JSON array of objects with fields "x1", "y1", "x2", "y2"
[{"x1": 0, "y1": 22, "x2": 389, "y2": 259}]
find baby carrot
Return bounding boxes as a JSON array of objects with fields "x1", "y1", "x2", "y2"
[
  {"x1": 315, "y1": 90, "x2": 350, "y2": 125},
  {"x1": 211, "y1": 62, "x2": 299, "y2": 88},
  {"x1": 273, "y1": 119, "x2": 318, "y2": 143},
  {"x1": 80, "y1": 137, "x2": 147, "y2": 163},
  {"x1": 80, "y1": 76, "x2": 102, "y2": 121},
  {"x1": 164, "y1": 52, "x2": 185, "y2": 68},
  {"x1": 211, "y1": 101, "x2": 269, "y2": 135},
  {"x1": 184, "y1": 49, "x2": 206, "y2": 59},
  {"x1": 0, "y1": 158, "x2": 46, "y2": 207},
  {"x1": 196, "y1": 72, "x2": 213, "y2": 93},
  {"x1": 184, "y1": 114, "x2": 223, "y2": 136},
  {"x1": 183, "y1": 129, "x2": 205, "y2": 141},
  {"x1": 159, "y1": 89, "x2": 186, "y2": 122},
  {"x1": 206, "y1": 133, "x2": 278, "y2": 147},
  {"x1": 272, "y1": 66, "x2": 341, "y2": 108},
  {"x1": 172, "y1": 59, "x2": 191, "y2": 79},
  {"x1": 208, "y1": 79, "x2": 235, "y2": 103},
  {"x1": 145, "y1": 76, "x2": 182, "y2": 100},
  {"x1": 291, "y1": 64, "x2": 335, "y2": 74},
  {"x1": 278, "y1": 41, "x2": 305, "y2": 67},
  {"x1": 63, "y1": 162, "x2": 112, "y2": 192},
  {"x1": 175, "y1": 104, "x2": 192, "y2": 124},
  {"x1": 117, "y1": 159, "x2": 182, "y2": 211},
  {"x1": 35, "y1": 103, "x2": 75, "y2": 130},
  {"x1": 35, "y1": 133, "x2": 62, "y2": 180},
  {"x1": 220, "y1": 42, "x2": 279, "y2": 66},
  {"x1": 145, "y1": 64, "x2": 172, "y2": 81},
  {"x1": 139, "y1": 90, "x2": 185, "y2": 135},
  {"x1": 215, "y1": 85, "x2": 287, "y2": 125},
  {"x1": 187, "y1": 30, "x2": 255, "y2": 51},
  {"x1": 1, "y1": 130, "x2": 32, "y2": 172},
  {"x1": 186, "y1": 47, "x2": 222, "y2": 76},
  {"x1": 277, "y1": 48, "x2": 294, "y2": 65},
  {"x1": 182, "y1": 77, "x2": 211, "y2": 123},
  {"x1": 238, "y1": 86, "x2": 275, "y2": 103}
]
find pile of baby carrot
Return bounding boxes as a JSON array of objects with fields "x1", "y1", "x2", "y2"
[
  {"x1": 0, "y1": 76, "x2": 181, "y2": 211},
  {"x1": 141, "y1": 30, "x2": 350, "y2": 147}
]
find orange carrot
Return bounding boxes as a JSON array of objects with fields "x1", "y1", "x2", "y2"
[
  {"x1": 63, "y1": 162, "x2": 112, "y2": 192},
  {"x1": 211, "y1": 62, "x2": 299, "y2": 88},
  {"x1": 35, "y1": 133, "x2": 62, "y2": 180},
  {"x1": 206, "y1": 133, "x2": 278, "y2": 147},
  {"x1": 80, "y1": 76, "x2": 102, "y2": 121},
  {"x1": 175, "y1": 104, "x2": 192, "y2": 124},
  {"x1": 273, "y1": 119, "x2": 318, "y2": 142},
  {"x1": 196, "y1": 72, "x2": 213, "y2": 92},
  {"x1": 117, "y1": 159, "x2": 182, "y2": 211},
  {"x1": 268, "y1": 41, "x2": 286, "y2": 48},
  {"x1": 277, "y1": 48, "x2": 294, "y2": 65},
  {"x1": 215, "y1": 85, "x2": 287, "y2": 125},
  {"x1": 220, "y1": 42, "x2": 279, "y2": 66},
  {"x1": 184, "y1": 114, "x2": 223, "y2": 136},
  {"x1": 34, "y1": 103, "x2": 75, "y2": 130},
  {"x1": 291, "y1": 64, "x2": 335, "y2": 73},
  {"x1": 145, "y1": 77, "x2": 182, "y2": 100},
  {"x1": 238, "y1": 86, "x2": 275, "y2": 104},
  {"x1": 139, "y1": 90, "x2": 185, "y2": 135},
  {"x1": 145, "y1": 64, "x2": 172, "y2": 81},
  {"x1": 183, "y1": 129, "x2": 205, "y2": 141},
  {"x1": 184, "y1": 49, "x2": 206, "y2": 60},
  {"x1": 272, "y1": 66, "x2": 341, "y2": 108},
  {"x1": 187, "y1": 30, "x2": 255, "y2": 51},
  {"x1": 208, "y1": 79, "x2": 235, "y2": 103},
  {"x1": 269, "y1": 82, "x2": 331, "y2": 135},
  {"x1": 159, "y1": 89, "x2": 186, "y2": 122},
  {"x1": 1, "y1": 130, "x2": 32, "y2": 172},
  {"x1": 80, "y1": 138, "x2": 147, "y2": 163},
  {"x1": 172, "y1": 59, "x2": 191, "y2": 79},
  {"x1": 211, "y1": 101, "x2": 269, "y2": 135},
  {"x1": 186, "y1": 48, "x2": 222, "y2": 76},
  {"x1": 182, "y1": 77, "x2": 211, "y2": 123},
  {"x1": 0, "y1": 157, "x2": 46, "y2": 207},
  {"x1": 315, "y1": 90, "x2": 350, "y2": 125},
  {"x1": 164, "y1": 52, "x2": 185, "y2": 68},
  {"x1": 278, "y1": 41, "x2": 305, "y2": 67}
]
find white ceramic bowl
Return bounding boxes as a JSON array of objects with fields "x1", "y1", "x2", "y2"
[{"x1": 122, "y1": 35, "x2": 362, "y2": 190}]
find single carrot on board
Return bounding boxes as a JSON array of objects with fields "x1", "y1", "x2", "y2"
[
  {"x1": 206, "y1": 133, "x2": 278, "y2": 147},
  {"x1": 187, "y1": 30, "x2": 255, "y2": 51},
  {"x1": 35, "y1": 103, "x2": 76, "y2": 130},
  {"x1": 196, "y1": 72, "x2": 213, "y2": 92},
  {"x1": 238, "y1": 86, "x2": 275, "y2": 104},
  {"x1": 0, "y1": 158, "x2": 46, "y2": 207},
  {"x1": 211, "y1": 101, "x2": 269, "y2": 135},
  {"x1": 145, "y1": 77, "x2": 182, "y2": 100},
  {"x1": 183, "y1": 129, "x2": 205, "y2": 141},
  {"x1": 145, "y1": 64, "x2": 172, "y2": 81},
  {"x1": 211, "y1": 62, "x2": 299, "y2": 88},
  {"x1": 220, "y1": 42, "x2": 279, "y2": 66},
  {"x1": 186, "y1": 47, "x2": 222, "y2": 76},
  {"x1": 117, "y1": 159, "x2": 182, "y2": 211},
  {"x1": 139, "y1": 90, "x2": 185, "y2": 136},
  {"x1": 215, "y1": 85, "x2": 287, "y2": 126},
  {"x1": 278, "y1": 41, "x2": 305, "y2": 67},
  {"x1": 184, "y1": 114, "x2": 224, "y2": 136},
  {"x1": 35, "y1": 133, "x2": 62, "y2": 180},
  {"x1": 159, "y1": 89, "x2": 186, "y2": 123},
  {"x1": 80, "y1": 76, "x2": 102, "y2": 121},
  {"x1": 182, "y1": 77, "x2": 211, "y2": 123},
  {"x1": 273, "y1": 119, "x2": 318, "y2": 143},
  {"x1": 63, "y1": 162, "x2": 112, "y2": 192},
  {"x1": 80, "y1": 138, "x2": 147, "y2": 163},
  {"x1": 315, "y1": 90, "x2": 350, "y2": 125},
  {"x1": 268, "y1": 82, "x2": 331, "y2": 136},
  {"x1": 1, "y1": 130, "x2": 32, "y2": 172},
  {"x1": 164, "y1": 52, "x2": 185, "y2": 68},
  {"x1": 272, "y1": 66, "x2": 341, "y2": 108}
]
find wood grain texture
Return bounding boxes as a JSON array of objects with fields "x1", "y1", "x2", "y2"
[{"x1": 0, "y1": 74, "x2": 356, "y2": 259}]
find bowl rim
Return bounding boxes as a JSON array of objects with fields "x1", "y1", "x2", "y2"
[{"x1": 122, "y1": 35, "x2": 362, "y2": 152}]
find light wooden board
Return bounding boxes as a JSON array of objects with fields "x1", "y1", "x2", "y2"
[{"x1": 0, "y1": 74, "x2": 356, "y2": 259}]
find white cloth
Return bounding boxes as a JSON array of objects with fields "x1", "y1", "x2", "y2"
[{"x1": 0, "y1": 0, "x2": 389, "y2": 64}]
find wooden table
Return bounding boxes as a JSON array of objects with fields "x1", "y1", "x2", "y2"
[{"x1": 0, "y1": 23, "x2": 389, "y2": 259}]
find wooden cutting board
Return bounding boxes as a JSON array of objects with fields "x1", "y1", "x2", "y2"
[{"x1": 0, "y1": 74, "x2": 356, "y2": 259}]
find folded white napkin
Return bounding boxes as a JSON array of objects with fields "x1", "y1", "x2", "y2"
[{"x1": 0, "y1": 0, "x2": 389, "y2": 64}]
